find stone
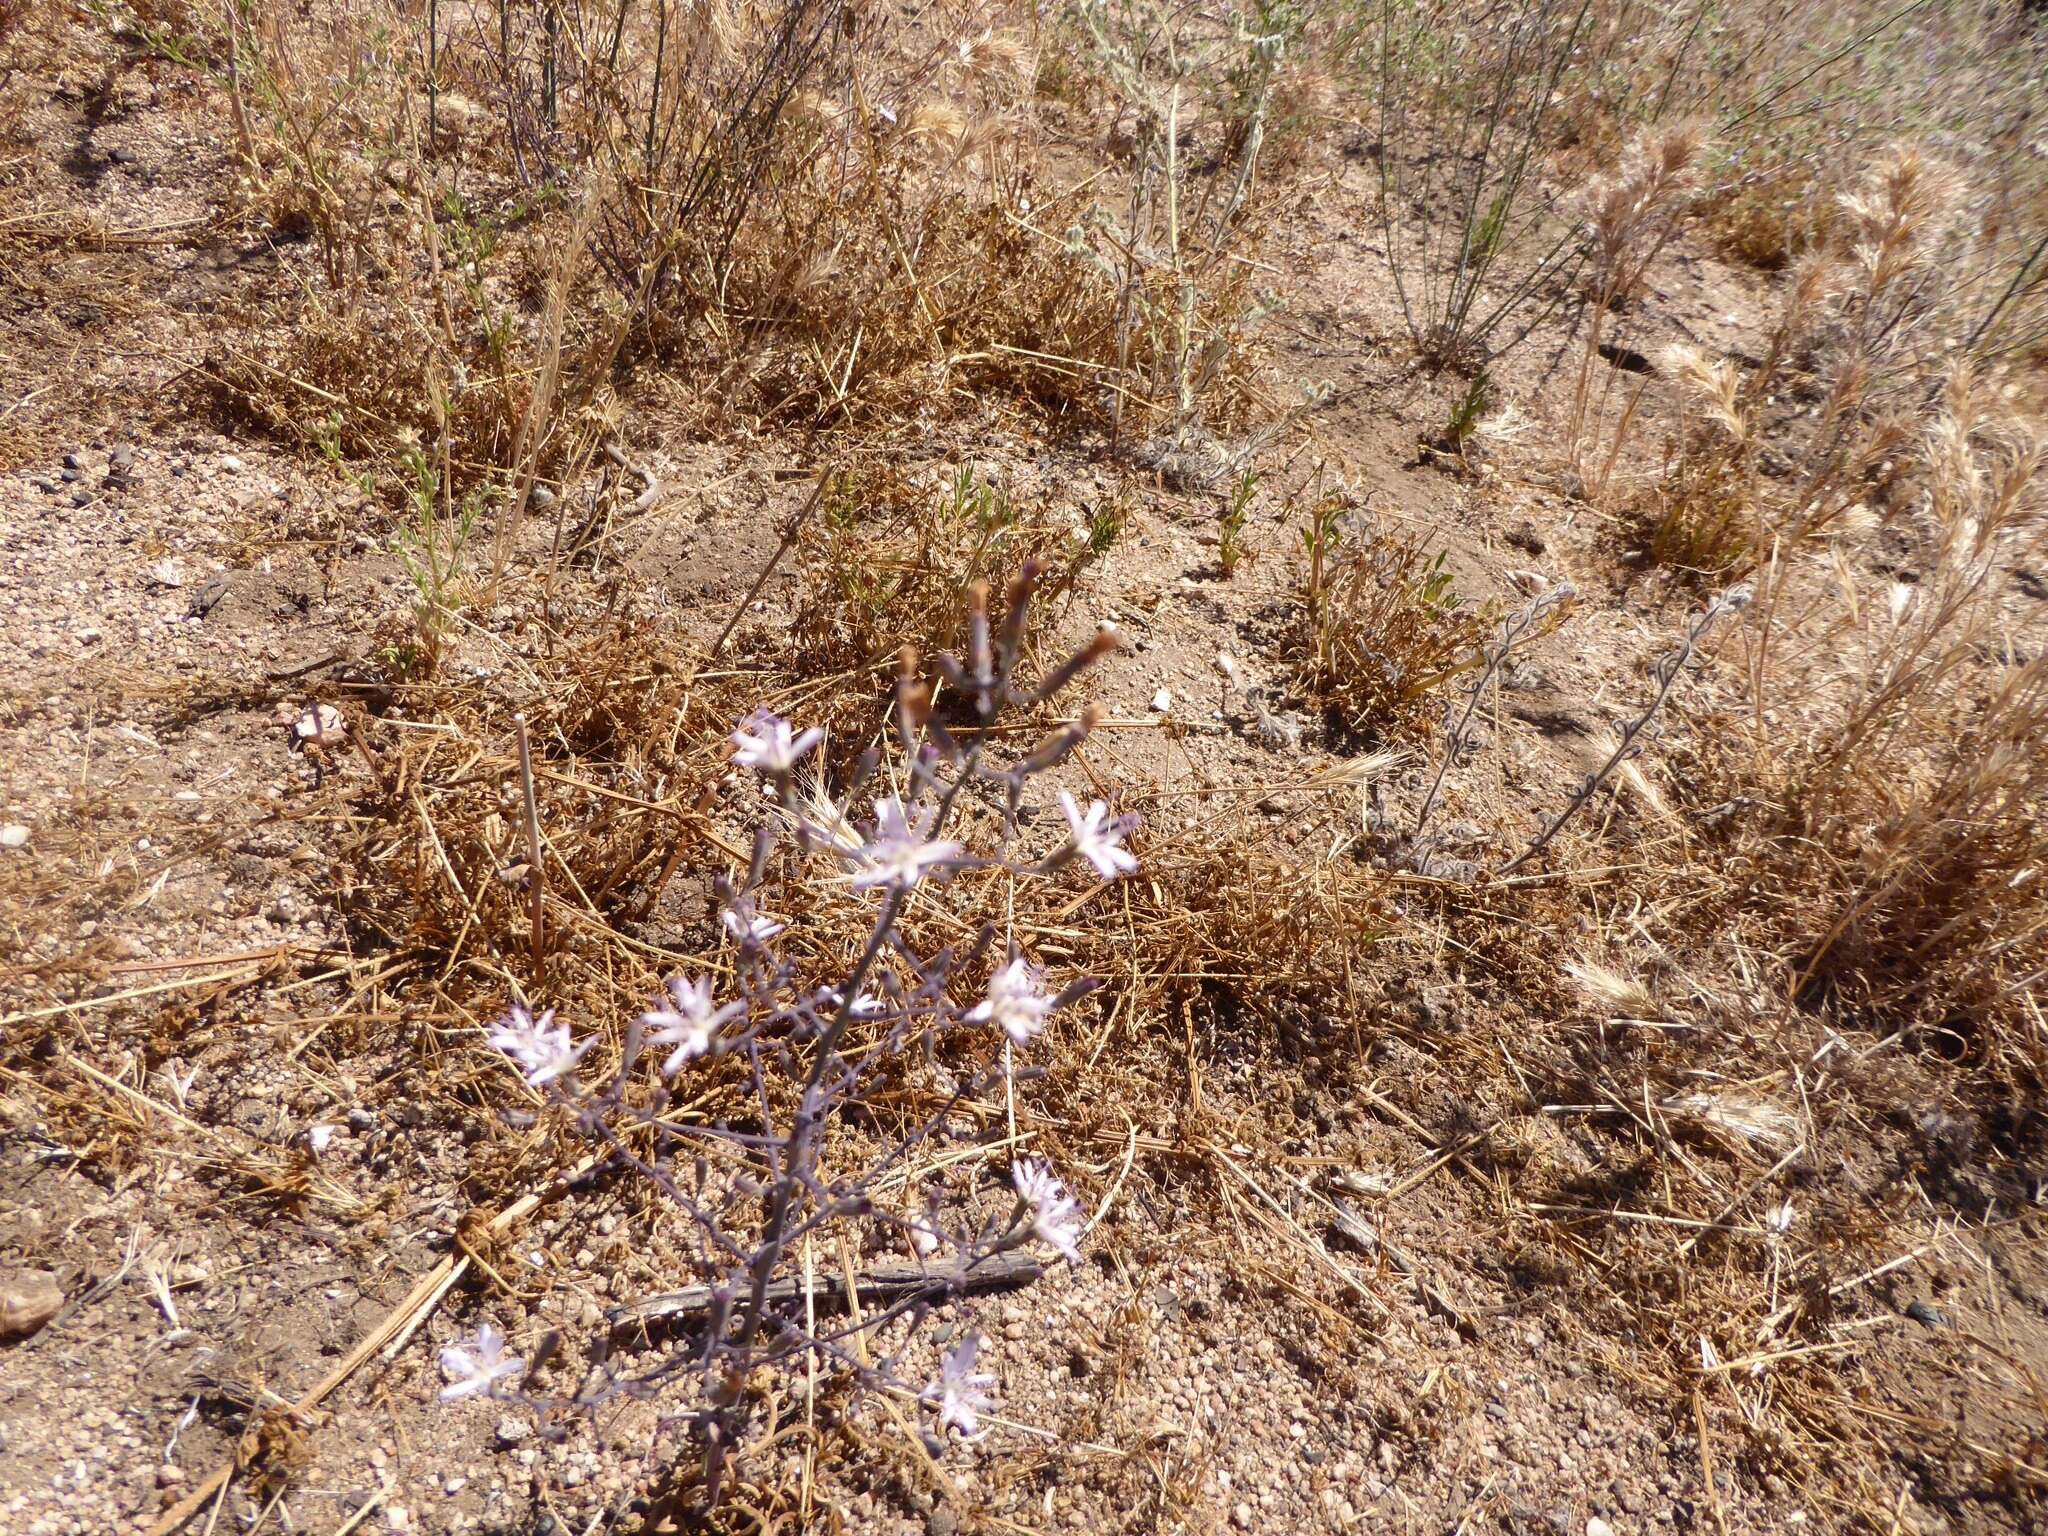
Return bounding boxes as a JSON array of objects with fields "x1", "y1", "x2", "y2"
[
  {"x1": 0, "y1": 1269, "x2": 62, "y2": 1338},
  {"x1": 189, "y1": 574, "x2": 231, "y2": 619}
]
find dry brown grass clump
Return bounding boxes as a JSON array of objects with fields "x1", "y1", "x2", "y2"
[
  {"x1": 783, "y1": 464, "x2": 1102, "y2": 705},
  {"x1": 1688, "y1": 1, "x2": 2047, "y2": 289},
  {"x1": 159, "y1": 0, "x2": 1274, "y2": 531},
  {"x1": 329, "y1": 624, "x2": 751, "y2": 1009},
  {"x1": 1603, "y1": 365, "x2": 2048, "y2": 1169},
  {"x1": 1294, "y1": 501, "x2": 1490, "y2": 745},
  {"x1": 205, "y1": 295, "x2": 527, "y2": 471},
  {"x1": 716, "y1": 184, "x2": 1266, "y2": 438},
  {"x1": 1633, "y1": 147, "x2": 1989, "y2": 580},
  {"x1": 1703, "y1": 159, "x2": 1837, "y2": 272},
  {"x1": 1639, "y1": 342, "x2": 1770, "y2": 577},
  {"x1": 1575, "y1": 134, "x2": 2048, "y2": 1101},
  {"x1": 1726, "y1": 374, "x2": 2047, "y2": 1090}
]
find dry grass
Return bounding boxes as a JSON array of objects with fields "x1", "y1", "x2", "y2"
[
  {"x1": 169, "y1": 0, "x2": 1272, "y2": 518},
  {"x1": 1294, "y1": 504, "x2": 1491, "y2": 745},
  {"x1": 7, "y1": 0, "x2": 2048, "y2": 1530},
  {"x1": 783, "y1": 464, "x2": 1100, "y2": 704},
  {"x1": 1700, "y1": 369, "x2": 2048, "y2": 1094},
  {"x1": 1575, "y1": 126, "x2": 2048, "y2": 1107}
]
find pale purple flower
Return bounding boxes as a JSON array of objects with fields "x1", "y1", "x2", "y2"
[
  {"x1": 487, "y1": 1003, "x2": 590, "y2": 1087},
  {"x1": 731, "y1": 711, "x2": 823, "y2": 775},
  {"x1": 640, "y1": 975, "x2": 742, "y2": 1075},
  {"x1": 1012, "y1": 1158, "x2": 1084, "y2": 1263},
  {"x1": 1057, "y1": 791, "x2": 1137, "y2": 881},
  {"x1": 721, "y1": 899, "x2": 784, "y2": 946},
  {"x1": 438, "y1": 1322, "x2": 524, "y2": 1402},
  {"x1": 824, "y1": 988, "x2": 888, "y2": 1018},
  {"x1": 967, "y1": 958, "x2": 1056, "y2": 1046},
  {"x1": 922, "y1": 1333, "x2": 995, "y2": 1438},
  {"x1": 851, "y1": 796, "x2": 963, "y2": 890}
]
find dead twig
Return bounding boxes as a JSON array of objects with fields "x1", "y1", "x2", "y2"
[
  {"x1": 710, "y1": 471, "x2": 831, "y2": 659},
  {"x1": 513, "y1": 713, "x2": 547, "y2": 980}
]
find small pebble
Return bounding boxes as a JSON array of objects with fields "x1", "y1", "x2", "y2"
[
  {"x1": 294, "y1": 703, "x2": 346, "y2": 744},
  {"x1": 0, "y1": 1269, "x2": 63, "y2": 1338}
]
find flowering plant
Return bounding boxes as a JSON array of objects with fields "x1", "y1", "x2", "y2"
[{"x1": 438, "y1": 565, "x2": 1133, "y2": 1505}]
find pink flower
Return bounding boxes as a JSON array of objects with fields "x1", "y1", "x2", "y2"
[
  {"x1": 640, "y1": 976, "x2": 742, "y2": 1075},
  {"x1": 731, "y1": 711, "x2": 823, "y2": 775},
  {"x1": 852, "y1": 796, "x2": 963, "y2": 890},
  {"x1": 923, "y1": 1334, "x2": 995, "y2": 1438},
  {"x1": 721, "y1": 899, "x2": 784, "y2": 946},
  {"x1": 1012, "y1": 1158, "x2": 1084, "y2": 1263},
  {"x1": 439, "y1": 1323, "x2": 524, "y2": 1401},
  {"x1": 487, "y1": 1003, "x2": 590, "y2": 1087},
  {"x1": 1057, "y1": 791, "x2": 1136, "y2": 880},
  {"x1": 966, "y1": 958, "x2": 1056, "y2": 1046}
]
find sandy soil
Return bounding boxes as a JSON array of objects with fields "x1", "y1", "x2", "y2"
[{"x1": 4, "y1": 13, "x2": 2046, "y2": 1536}]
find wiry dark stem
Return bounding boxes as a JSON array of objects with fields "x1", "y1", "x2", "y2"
[{"x1": 1500, "y1": 584, "x2": 1751, "y2": 875}]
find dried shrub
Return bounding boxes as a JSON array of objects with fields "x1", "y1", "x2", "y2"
[
  {"x1": 1634, "y1": 146, "x2": 1977, "y2": 581},
  {"x1": 1791, "y1": 659, "x2": 2048, "y2": 1062},
  {"x1": 204, "y1": 295, "x2": 524, "y2": 470},
  {"x1": 329, "y1": 623, "x2": 750, "y2": 994},
  {"x1": 1296, "y1": 509, "x2": 1489, "y2": 744},
  {"x1": 169, "y1": 0, "x2": 1275, "y2": 503},
  {"x1": 1697, "y1": 369, "x2": 2048, "y2": 1099},
  {"x1": 1345, "y1": 0, "x2": 1722, "y2": 368},
  {"x1": 786, "y1": 465, "x2": 1092, "y2": 691},
  {"x1": 1704, "y1": 159, "x2": 1837, "y2": 272},
  {"x1": 712, "y1": 185, "x2": 1141, "y2": 429},
  {"x1": 1641, "y1": 345, "x2": 1760, "y2": 577}
]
